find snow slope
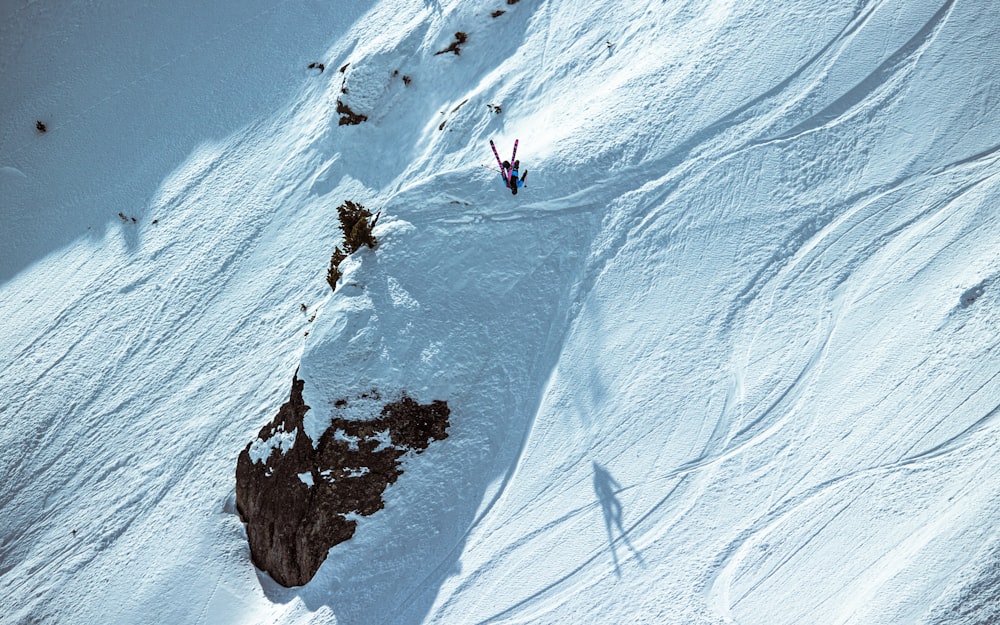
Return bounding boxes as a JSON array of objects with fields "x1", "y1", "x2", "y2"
[{"x1": 2, "y1": 0, "x2": 1000, "y2": 624}]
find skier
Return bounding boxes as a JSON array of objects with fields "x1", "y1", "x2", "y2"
[
  {"x1": 501, "y1": 160, "x2": 528, "y2": 195},
  {"x1": 490, "y1": 139, "x2": 528, "y2": 195}
]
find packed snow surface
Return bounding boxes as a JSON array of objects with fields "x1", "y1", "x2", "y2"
[{"x1": 2, "y1": 0, "x2": 1000, "y2": 624}]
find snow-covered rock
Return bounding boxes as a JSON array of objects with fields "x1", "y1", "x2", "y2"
[{"x1": 235, "y1": 375, "x2": 449, "y2": 587}]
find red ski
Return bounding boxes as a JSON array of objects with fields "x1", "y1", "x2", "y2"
[{"x1": 490, "y1": 140, "x2": 509, "y2": 184}]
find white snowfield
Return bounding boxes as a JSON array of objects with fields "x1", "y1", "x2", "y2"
[{"x1": 1, "y1": 0, "x2": 998, "y2": 623}]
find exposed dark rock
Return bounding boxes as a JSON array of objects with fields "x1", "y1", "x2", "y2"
[
  {"x1": 434, "y1": 32, "x2": 468, "y2": 56},
  {"x1": 336, "y1": 99, "x2": 368, "y2": 126},
  {"x1": 235, "y1": 374, "x2": 450, "y2": 587}
]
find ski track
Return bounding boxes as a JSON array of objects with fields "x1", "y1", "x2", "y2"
[
  {"x1": 715, "y1": 426, "x2": 999, "y2": 624},
  {"x1": 542, "y1": 0, "x2": 976, "y2": 490},
  {"x1": 578, "y1": 0, "x2": 961, "y2": 332},
  {"x1": 703, "y1": 177, "x2": 1000, "y2": 624},
  {"x1": 760, "y1": 0, "x2": 957, "y2": 144},
  {"x1": 428, "y1": 1, "x2": 1000, "y2": 622}
]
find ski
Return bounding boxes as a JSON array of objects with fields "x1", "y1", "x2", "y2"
[
  {"x1": 509, "y1": 139, "x2": 520, "y2": 195},
  {"x1": 490, "y1": 140, "x2": 509, "y2": 184}
]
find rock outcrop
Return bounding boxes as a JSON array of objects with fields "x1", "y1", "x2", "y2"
[{"x1": 235, "y1": 374, "x2": 450, "y2": 587}]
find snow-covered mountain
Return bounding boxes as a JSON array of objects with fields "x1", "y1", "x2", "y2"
[{"x1": 2, "y1": 0, "x2": 999, "y2": 623}]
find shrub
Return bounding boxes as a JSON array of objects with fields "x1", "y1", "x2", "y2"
[
  {"x1": 337, "y1": 200, "x2": 379, "y2": 253},
  {"x1": 326, "y1": 201, "x2": 379, "y2": 292},
  {"x1": 327, "y1": 247, "x2": 347, "y2": 291}
]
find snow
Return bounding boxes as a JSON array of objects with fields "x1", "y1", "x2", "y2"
[
  {"x1": 248, "y1": 426, "x2": 297, "y2": 465},
  {"x1": 371, "y1": 429, "x2": 394, "y2": 453},
  {"x1": 2, "y1": 0, "x2": 1000, "y2": 624},
  {"x1": 333, "y1": 429, "x2": 363, "y2": 452},
  {"x1": 298, "y1": 472, "x2": 315, "y2": 488}
]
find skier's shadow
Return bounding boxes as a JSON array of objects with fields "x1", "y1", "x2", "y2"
[{"x1": 592, "y1": 461, "x2": 643, "y2": 577}]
